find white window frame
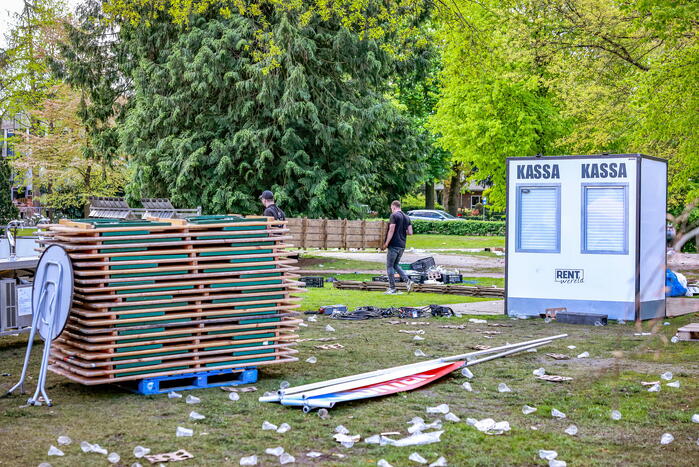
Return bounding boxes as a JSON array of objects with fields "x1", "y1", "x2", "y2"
[
  {"x1": 581, "y1": 183, "x2": 629, "y2": 255},
  {"x1": 515, "y1": 184, "x2": 561, "y2": 253}
]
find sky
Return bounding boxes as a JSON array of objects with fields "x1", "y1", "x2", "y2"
[{"x1": 0, "y1": 0, "x2": 82, "y2": 49}]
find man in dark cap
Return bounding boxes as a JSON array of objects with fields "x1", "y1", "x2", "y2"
[{"x1": 259, "y1": 190, "x2": 286, "y2": 221}]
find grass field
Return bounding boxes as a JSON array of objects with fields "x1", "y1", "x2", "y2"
[
  {"x1": 408, "y1": 235, "x2": 505, "y2": 250},
  {"x1": 300, "y1": 286, "x2": 493, "y2": 310},
  {"x1": 1, "y1": 311, "x2": 696, "y2": 466}
]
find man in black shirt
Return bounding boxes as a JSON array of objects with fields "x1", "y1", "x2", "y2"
[
  {"x1": 382, "y1": 200, "x2": 414, "y2": 294},
  {"x1": 259, "y1": 190, "x2": 286, "y2": 221}
]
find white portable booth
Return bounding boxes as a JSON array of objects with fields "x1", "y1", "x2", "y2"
[{"x1": 505, "y1": 154, "x2": 667, "y2": 321}]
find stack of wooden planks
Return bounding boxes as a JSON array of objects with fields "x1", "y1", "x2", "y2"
[
  {"x1": 36, "y1": 215, "x2": 304, "y2": 385},
  {"x1": 333, "y1": 280, "x2": 504, "y2": 298},
  {"x1": 286, "y1": 218, "x2": 387, "y2": 249}
]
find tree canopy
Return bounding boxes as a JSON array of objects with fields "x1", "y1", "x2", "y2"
[{"x1": 116, "y1": 6, "x2": 426, "y2": 217}]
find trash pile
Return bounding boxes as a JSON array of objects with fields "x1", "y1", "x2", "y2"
[
  {"x1": 328, "y1": 304, "x2": 455, "y2": 320},
  {"x1": 372, "y1": 257, "x2": 466, "y2": 285}
]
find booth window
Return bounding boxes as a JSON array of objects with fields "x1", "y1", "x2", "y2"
[
  {"x1": 516, "y1": 185, "x2": 560, "y2": 253},
  {"x1": 582, "y1": 184, "x2": 628, "y2": 254}
]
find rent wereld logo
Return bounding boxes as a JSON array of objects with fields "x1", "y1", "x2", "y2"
[{"x1": 555, "y1": 269, "x2": 584, "y2": 284}]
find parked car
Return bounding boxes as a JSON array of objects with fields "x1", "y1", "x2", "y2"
[{"x1": 406, "y1": 210, "x2": 463, "y2": 221}]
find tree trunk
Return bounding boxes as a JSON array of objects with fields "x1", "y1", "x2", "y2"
[
  {"x1": 425, "y1": 181, "x2": 435, "y2": 209},
  {"x1": 83, "y1": 164, "x2": 92, "y2": 218},
  {"x1": 447, "y1": 165, "x2": 462, "y2": 216}
]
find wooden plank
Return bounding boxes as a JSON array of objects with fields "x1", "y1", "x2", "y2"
[{"x1": 48, "y1": 354, "x2": 299, "y2": 385}]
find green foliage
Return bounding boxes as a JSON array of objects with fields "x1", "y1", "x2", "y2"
[
  {"x1": 429, "y1": 0, "x2": 567, "y2": 210},
  {"x1": 119, "y1": 8, "x2": 425, "y2": 218},
  {"x1": 0, "y1": 157, "x2": 19, "y2": 224},
  {"x1": 411, "y1": 219, "x2": 505, "y2": 236},
  {"x1": 0, "y1": 0, "x2": 65, "y2": 127},
  {"x1": 400, "y1": 192, "x2": 444, "y2": 212},
  {"x1": 52, "y1": 0, "x2": 126, "y2": 166}
]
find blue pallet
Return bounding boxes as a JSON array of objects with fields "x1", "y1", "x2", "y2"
[{"x1": 124, "y1": 367, "x2": 258, "y2": 395}]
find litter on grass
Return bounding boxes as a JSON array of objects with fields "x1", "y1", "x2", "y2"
[
  {"x1": 429, "y1": 456, "x2": 447, "y2": 467},
  {"x1": 144, "y1": 450, "x2": 193, "y2": 463},
  {"x1": 469, "y1": 418, "x2": 511, "y2": 435},
  {"x1": 168, "y1": 391, "x2": 182, "y2": 399},
  {"x1": 667, "y1": 381, "x2": 680, "y2": 388},
  {"x1": 497, "y1": 383, "x2": 512, "y2": 393},
  {"x1": 539, "y1": 450, "x2": 558, "y2": 460},
  {"x1": 107, "y1": 453, "x2": 120, "y2": 464},
  {"x1": 462, "y1": 382, "x2": 473, "y2": 392},
  {"x1": 533, "y1": 368, "x2": 546, "y2": 377},
  {"x1": 279, "y1": 453, "x2": 295, "y2": 465},
  {"x1": 611, "y1": 410, "x2": 622, "y2": 420},
  {"x1": 133, "y1": 446, "x2": 150, "y2": 458},
  {"x1": 383, "y1": 431, "x2": 444, "y2": 447},
  {"x1": 538, "y1": 374, "x2": 574, "y2": 383},
  {"x1": 564, "y1": 425, "x2": 578, "y2": 436},
  {"x1": 276, "y1": 423, "x2": 291, "y2": 434},
  {"x1": 426, "y1": 404, "x2": 450, "y2": 414},
  {"x1": 409, "y1": 452, "x2": 428, "y2": 464},
  {"x1": 185, "y1": 395, "x2": 200, "y2": 404},
  {"x1": 176, "y1": 427, "x2": 193, "y2": 437},
  {"x1": 692, "y1": 414, "x2": 699, "y2": 423},
  {"x1": 189, "y1": 411, "x2": 205, "y2": 420},
  {"x1": 660, "y1": 433, "x2": 674, "y2": 445},
  {"x1": 265, "y1": 447, "x2": 284, "y2": 456},
  {"x1": 551, "y1": 408, "x2": 566, "y2": 419},
  {"x1": 47, "y1": 446, "x2": 64, "y2": 456},
  {"x1": 445, "y1": 413, "x2": 460, "y2": 422},
  {"x1": 240, "y1": 455, "x2": 258, "y2": 465},
  {"x1": 221, "y1": 386, "x2": 257, "y2": 393},
  {"x1": 262, "y1": 421, "x2": 277, "y2": 431},
  {"x1": 57, "y1": 436, "x2": 71, "y2": 446},
  {"x1": 335, "y1": 425, "x2": 350, "y2": 434},
  {"x1": 522, "y1": 405, "x2": 537, "y2": 415},
  {"x1": 229, "y1": 392, "x2": 241, "y2": 401},
  {"x1": 461, "y1": 368, "x2": 474, "y2": 379},
  {"x1": 660, "y1": 371, "x2": 673, "y2": 381}
]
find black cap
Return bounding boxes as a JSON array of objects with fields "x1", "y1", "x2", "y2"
[{"x1": 259, "y1": 190, "x2": 274, "y2": 200}]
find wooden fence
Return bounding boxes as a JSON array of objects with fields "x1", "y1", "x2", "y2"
[{"x1": 287, "y1": 218, "x2": 387, "y2": 249}]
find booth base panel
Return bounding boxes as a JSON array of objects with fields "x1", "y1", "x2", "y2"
[{"x1": 506, "y1": 297, "x2": 666, "y2": 321}]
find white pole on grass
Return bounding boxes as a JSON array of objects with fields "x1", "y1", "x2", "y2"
[{"x1": 271, "y1": 334, "x2": 568, "y2": 398}]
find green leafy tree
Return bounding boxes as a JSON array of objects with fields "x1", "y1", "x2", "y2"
[
  {"x1": 495, "y1": 0, "x2": 698, "y2": 207},
  {"x1": 12, "y1": 84, "x2": 128, "y2": 216},
  {"x1": 119, "y1": 7, "x2": 425, "y2": 218},
  {"x1": 51, "y1": 0, "x2": 127, "y2": 166},
  {"x1": 392, "y1": 40, "x2": 451, "y2": 210},
  {"x1": 0, "y1": 157, "x2": 19, "y2": 224},
  {"x1": 429, "y1": 0, "x2": 566, "y2": 210},
  {"x1": 0, "y1": 0, "x2": 65, "y2": 129}
]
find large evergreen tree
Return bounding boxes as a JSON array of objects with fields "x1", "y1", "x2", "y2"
[
  {"x1": 118, "y1": 8, "x2": 424, "y2": 218},
  {"x1": 0, "y1": 157, "x2": 19, "y2": 224}
]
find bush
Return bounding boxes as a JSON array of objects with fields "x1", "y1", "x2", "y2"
[{"x1": 412, "y1": 219, "x2": 505, "y2": 236}]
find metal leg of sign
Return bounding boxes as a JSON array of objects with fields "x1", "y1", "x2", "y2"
[
  {"x1": 29, "y1": 282, "x2": 58, "y2": 407},
  {"x1": 5, "y1": 286, "x2": 50, "y2": 397}
]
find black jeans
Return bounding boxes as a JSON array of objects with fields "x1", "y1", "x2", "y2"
[{"x1": 386, "y1": 246, "x2": 408, "y2": 289}]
